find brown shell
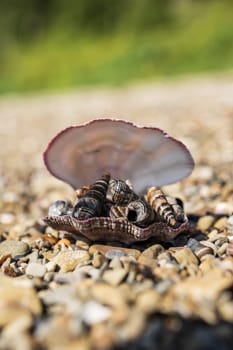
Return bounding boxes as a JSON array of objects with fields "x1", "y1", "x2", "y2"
[{"x1": 43, "y1": 214, "x2": 189, "y2": 244}]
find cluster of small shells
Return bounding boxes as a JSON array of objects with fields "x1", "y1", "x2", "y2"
[{"x1": 46, "y1": 172, "x2": 189, "y2": 243}]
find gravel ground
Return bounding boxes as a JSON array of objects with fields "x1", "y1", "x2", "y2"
[{"x1": 0, "y1": 75, "x2": 233, "y2": 350}]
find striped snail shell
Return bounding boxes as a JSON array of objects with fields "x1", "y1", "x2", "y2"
[
  {"x1": 109, "y1": 205, "x2": 126, "y2": 219},
  {"x1": 108, "y1": 178, "x2": 138, "y2": 205},
  {"x1": 76, "y1": 185, "x2": 91, "y2": 199},
  {"x1": 166, "y1": 196, "x2": 186, "y2": 224},
  {"x1": 146, "y1": 187, "x2": 178, "y2": 228},
  {"x1": 125, "y1": 198, "x2": 155, "y2": 228},
  {"x1": 72, "y1": 173, "x2": 110, "y2": 220}
]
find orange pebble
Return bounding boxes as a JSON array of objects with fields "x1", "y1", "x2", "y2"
[
  {"x1": 44, "y1": 233, "x2": 58, "y2": 245},
  {"x1": 56, "y1": 238, "x2": 72, "y2": 246}
]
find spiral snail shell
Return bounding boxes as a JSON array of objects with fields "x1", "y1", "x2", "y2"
[
  {"x1": 125, "y1": 199, "x2": 155, "y2": 228},
  {"x1": 72, "y1": 173, "x2": 110, "y2": 220},
  {"x1": 108, "y1": 179, "x2": 138, "y2": 205}
]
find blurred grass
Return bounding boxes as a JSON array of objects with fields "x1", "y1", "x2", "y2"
[{"x1": 0, "y1": 1, "x2": 233, "y2": 94}]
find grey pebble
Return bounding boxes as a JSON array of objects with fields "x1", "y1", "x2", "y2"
[
  {"x1": 0, "y1": 240, "x2": 30, "y2": 259},
  {"x1": 26, "y1": 262, "x2": 46, "y2": 278},
  {"x1": 105, "y1": 249, "x2": 128, "y2": 259}
]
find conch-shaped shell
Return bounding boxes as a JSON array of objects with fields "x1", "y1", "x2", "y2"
[
  {"x1": 108, "y1": 178, "x2": 138, "y2": 204},
  {"x1": 72, "y1": 173, "x2": 110, "y2": 220},
  {"x1": 146, "y1": 187, "x2": 179, "y2": 227},
  {"x1": 43, "y1": 119, "x2": 194, "y2": 193},
  {"x1": 125, "y1": 199, "x2": 155, "y2": 228}
]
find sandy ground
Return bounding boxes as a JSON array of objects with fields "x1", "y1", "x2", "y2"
[{"x1": 0, "y1": 75, "x2": 232, "y2": 174}]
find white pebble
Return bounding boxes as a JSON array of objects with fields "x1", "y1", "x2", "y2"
[
  {"x1": 81, "y1": 301, "x2": 111, "y2": 325},
  {"x1": 26, "y1": 262, "x2": 46, "y2": 278},
  {"x1": 0, "y1": 213, "x2": 15, "y2": 225}
]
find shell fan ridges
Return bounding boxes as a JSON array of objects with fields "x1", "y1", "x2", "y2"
[{"x1": 43, "y1": 119, "x2": 194, "y2": 193}]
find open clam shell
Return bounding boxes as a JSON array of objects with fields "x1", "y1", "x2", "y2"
[
  {"x1": 43, "y1": 214, "x2": 190, "y2": 244},
  {"x1": 43, "y1": 119, "x2": 194, "y2": 193}
]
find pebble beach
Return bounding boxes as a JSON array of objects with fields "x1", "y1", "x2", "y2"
[{"x1": 0, "y1": 76, "x2": 233, "y2": 349}]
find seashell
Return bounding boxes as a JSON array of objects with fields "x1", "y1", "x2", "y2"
[
  {"x1": 166, "y1": 196, "x2": 186, "y2": 223},
  {"x1": 109, "y1": 205, "x2": 126, "y2": 219},
  {"x1": 48, "y1": 199, "x2": 73, "y2": 217},
  {"x1": 43, "y1": 119, "x2": 194, "y2": 193},
  {"x1": 187, "y1": 238, "x2": 214, "y2": 259},
  {"x1": 76, "y1": 185, "x2": 91, "y2": 199},
  {"x1": 125, "y1": 199, "x2": 155, "y2": 228},
  {"x1": 108, "y1": 179, "x2": 138, "y2": 205},
  {"x1": 146, "y1": 187, "x2": 183, "y2": 228},
  {"x1": 72, "y1": 173, "x2": 110, "y2": 220},
  {"x1": 43, "y1": 214, "x2": 189, "y2": 244}
]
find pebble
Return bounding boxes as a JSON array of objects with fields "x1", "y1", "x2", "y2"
[
  {"x1": 90, "y1": 323, "x2": 117, "y2": 350},
  {"x1": 26, "y1": 262, "x2": 46, "y2": 278},
  {"x1": 0, "y1": 213, "x2": 15, "y2": 225},
  {"x1": 39, "y1": 285, "x2": 81, "y2": 311},
  {"x1": 193, "y1": 166, "x2": 213, "y2": 180},
  {"x1": 0, "y1": 253, "x2": 11, "y2": 265},
  {"x1": 214, "y1": 216, "x2": 228, "y2": 229},
  {"x1": 138, "y1": 255, "x2": 158, "y2": 269},
  {"x1": 102, "y1": 268, "x2": 128, "y2": 286},
  {"x1": 199, "y1": 255, "x2": 216, "y2": 273},
  {"x1": 157, "y1": 252, "x2": 177, "y2": 266},
  {"x1": 56, "y1": 238, "x2": 72, "y2": 246},
  {"x1": 120, "y1": 256, "x2": 137, "y2": 271},
  {"x1": 0, "y1": 275, "x2": 42, "y2": 315},
  {"x1": 215, "y1": 202, "x2": 231, "y2": 214},
  {"x1": 92, "y1": 252, "x2": 107, "y2": 268},
  {"x1": 53, "y1": 249, "x2": 90, "y2": 273},
  {"x1": 2, "y1": 310, "x2": 32, "y2": 336},
  {"x1": 0, "y1": 240, "x2": 30, "y2": 259},
  {"x1": 169, "y1": 247, "x2": 199, "y2": 266},
  {"x1": 89, "y1": 244, "x2": 141, "y2": 259},
  {"x1": 43, "y1": 233, "x2": 58, "y2": 245},
  {"x1": 0, "y1": 304, "x2": 32, "y2": 329},
  {"x1": 136, "y1": 290, "x2": 161, "y2": 314},
  {"x1": 226, "y1": 215, "x2": 233, "y2": 235},
  {"x1": 227, "y1": 242, "x2": 233, "y2": 256},
  {"x1": 75, "y1": 240, "x2": 90, "y2": 250},
  {"x1": 118, "y1": 310, "x2": 146, "y2": 341},
  {"x1": 109, "y1": 256, "x2": 122, "y2": 269},
  {"x1": 26, "y1": 250, "x2": 39, "y2": 263},
  {"x1": 81, "y1": 301, "x2": 111, "y2": 325},
  {"x1": 45, "y1": 260, "x2": 57, "y2": 273},
  {"x1": 91, "y1": 283, "x2": 127, "y2": 309},
  {"x1": 197, "y1": 215, "x2": 215, "y2": 231},
  {"x1": 141, "y1": 244, "x2": 165, "y2": 259},
  {"x1": 109, "y1": 305, "x2": 130, "y2": 325}
]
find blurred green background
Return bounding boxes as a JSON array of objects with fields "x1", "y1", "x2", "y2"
[{"x1": 1, "y1": 0, "x2": 233, "y2": 94}]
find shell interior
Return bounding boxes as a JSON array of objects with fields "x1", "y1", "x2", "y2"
[{"x1": 43, "y1": 119, "x2": 194, "y2": 193}]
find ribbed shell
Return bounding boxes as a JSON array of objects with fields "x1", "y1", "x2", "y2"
[
  {"x1": 43, "y1": 215, "x2": 189, "y2": 244},
  {"x1": 43, "y1": 119, "x2": 194, "y2": 193}
]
